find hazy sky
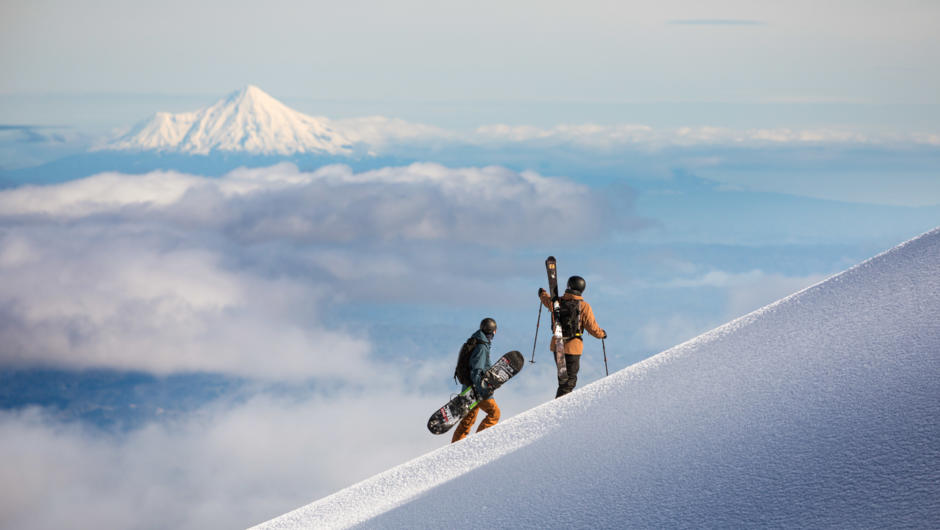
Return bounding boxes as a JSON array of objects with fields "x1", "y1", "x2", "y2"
[{"x1": 3, "y1": 0, "x2": 939, "y2": 106}]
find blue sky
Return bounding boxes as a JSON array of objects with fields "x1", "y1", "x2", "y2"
[{"x1": 0, "y1": 1, "x2": 938, "y2": 528}]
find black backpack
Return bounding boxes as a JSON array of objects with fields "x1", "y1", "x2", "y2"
[
  {"x1": 558, "y1": 298, "x2": 582, "y2": 339},
  {"x1": 454, "y1": 337, "x2": 480, "y2": 387}
]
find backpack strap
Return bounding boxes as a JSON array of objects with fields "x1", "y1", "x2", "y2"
[{"x1": 573, "y1": 301, "x2": 583, "y2": 339}]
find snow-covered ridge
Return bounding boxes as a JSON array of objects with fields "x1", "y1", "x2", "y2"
[
  {"x1": 253, "y1": 227, "x2": 940, "y2": 529},
  {"x1": 101, "y1": 86, "x2": 353, "y2": 155}
]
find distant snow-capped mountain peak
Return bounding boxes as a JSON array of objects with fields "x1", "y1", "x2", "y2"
[{"x1": 103, "y1": 85, "x2": 354, "y2": 156}]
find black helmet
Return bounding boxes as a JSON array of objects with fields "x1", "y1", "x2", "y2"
[
  {"x1": 566, "y1": 276, "x2": 586, "y2": 295},
  {"x1": 480, "y1": 317, "x2": 498, "y2": 335}
]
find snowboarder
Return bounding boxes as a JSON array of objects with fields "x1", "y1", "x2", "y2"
[
  {"x1": 539, "y1": 275, "x2": 607, "y2": 398},
  {"x1": 451, "y1": 318, "x2": 501, "y2": 443}
]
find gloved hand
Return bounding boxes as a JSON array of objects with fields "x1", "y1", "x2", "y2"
[
  {"x1": 538, "y1": 287, "x2": 546, "y2": 297},
  {"x1": 601, "y1": 330, "x2": 608, "y2": 339}
]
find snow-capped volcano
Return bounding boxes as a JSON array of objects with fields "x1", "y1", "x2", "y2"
[{"x1": 103, "y1": 86, "x2": 354, "y2": 155}]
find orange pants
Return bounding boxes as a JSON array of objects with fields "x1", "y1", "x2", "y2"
[{"x1": 450, "y1": 398, "x2": 500, "y2": 443}]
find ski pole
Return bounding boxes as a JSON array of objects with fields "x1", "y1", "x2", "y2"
[
  {"x1": 602, "y1": 338, "x2": 609, "y2": 376},
  {"x1": 529, "y1": 301, "x2": 542, "y2": 363}
]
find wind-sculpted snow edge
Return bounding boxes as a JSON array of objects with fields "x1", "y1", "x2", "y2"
[{"x1": 253, "y1": 226, "x2": 940, "y2": 529}]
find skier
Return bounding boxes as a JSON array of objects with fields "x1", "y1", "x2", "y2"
[
  {"x1": 539, "y1": 276, "x2": 607, "y2": 398},
  {"x1": 451, "y1": 318, "x2": 501, "y2": 443}
]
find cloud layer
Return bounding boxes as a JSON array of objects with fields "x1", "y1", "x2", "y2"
[
  {"x1": 0, "y1": 392, "x2": 443, "y2": 530},
  {"x1": 0, "y1": 163, "x2": 605, "y2": 243},
  {"x1": 471, "y1": 123, "x2": 940, "y2": 148},
  {"x1": 0, "y1": 163, "x2": 621, "y2": 378},
  {"x1": 328, "y1": 114, "x2": 940, "y2": 151}
]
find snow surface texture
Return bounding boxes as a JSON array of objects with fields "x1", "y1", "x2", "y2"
[
  {"x1": 254, "y1": 228, "x2": 940, "y2": 529},
  {"x1": 104, "y1": 86, "x2": 353, "y2": 155}
]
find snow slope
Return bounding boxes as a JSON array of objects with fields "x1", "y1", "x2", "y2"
[
  {"x1": 103, "y1": 86, "x2": 353, "y2": 155},
  {"x1": 254, "y1": 228, "x2": 940, "y2": 529}
]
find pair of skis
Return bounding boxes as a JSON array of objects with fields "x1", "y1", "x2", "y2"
[
  {"x1": 542, "y1": 256, "x2": 609, "y2": 380},
  {"x1": 544, "y1": 256, "x2": 569, "y2": 384}
]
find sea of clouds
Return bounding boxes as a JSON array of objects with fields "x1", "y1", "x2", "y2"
[
  {"x1": 1, "y1": 140, "x2": 935, "y2": 528},
  {"x1": 0, "y1": 163, "x2": 621, "y2": 377},
  {"x1": 0, "y1": 162, "x2": 627, "y2": 528}
]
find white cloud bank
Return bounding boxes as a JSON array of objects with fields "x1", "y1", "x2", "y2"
[
  {"x1": 0, "y1": 391, "x2": 443, "y2": 530},
  {"x1": 0, "y1": 163, "x2": 621, "y2": 378},
  {"x1": 332, "y1": 116, "x2": 455, "y2": 149},
  {"x1": 0, "y1": 163, "x2": 604, "y2": 243},
  {"x1": 0, "y1": 230, "x2": 372, "y2": 379},
  {"x1": 472, "y1": 123, "x2": 940, "y2": 148},
  {"x1": 320, "y1": 114, "x2": 940, "y2": 151}
]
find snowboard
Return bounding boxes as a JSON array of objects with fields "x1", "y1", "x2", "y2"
[
  {"x1": 427, "y1": 350, "x2": 524, "y2": 435},
  {"x1": 545, "y1": 256, "x2": 568, "y2": 383}
]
